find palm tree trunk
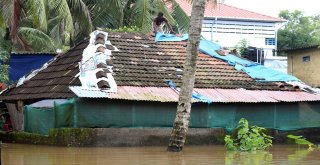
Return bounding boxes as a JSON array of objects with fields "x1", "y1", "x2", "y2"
[{"x1": 167, "y1": 0, "x2": 206, "y2": 152}]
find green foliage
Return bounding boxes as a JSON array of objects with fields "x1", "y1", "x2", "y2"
[
  {"x1": 235, "y1": 39, "x2": 249, "y2": 56},
  {"x1": 287, "y1": 134, "x2": 314, "y2": 149},
  {"x1": 0, "y1": 61, "x2": 9, "y2": 84},
  {"x1": 0, "y1": 28, "x2": 10, "y2": 83},
  {"x1": 224, "y1": 118, "x2": 273, "y2": 151},
  {"x1": 107, "y1": 26, "x2": 141, "y2": 33},
  {"x1": 18, "y1": 27, "x2": 56, "y2": 52},
  {"x1": 170, "y1": 0, "x2": 190, "y2": 33},
  {"x1": 277, "y1": 10, "x2": 320, "y2": 50},
  {"x1": 1, "y1": 0, "x2": 193, "y2": 52}
]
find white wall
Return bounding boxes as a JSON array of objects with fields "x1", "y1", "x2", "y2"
[{"x1": 201, "y1": 19, "x2": 277, "y2": 57}]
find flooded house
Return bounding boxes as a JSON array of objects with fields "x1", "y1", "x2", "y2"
[{"x1": 0, "y1": 31, "x2": 320, "y2": 142}]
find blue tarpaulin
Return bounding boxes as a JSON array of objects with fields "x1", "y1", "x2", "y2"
[
  {"x1": 198, "y1": 40, "x2": 221, "y2": 54},
  {"x1": 166, "y1": 80, "x2": 213, "y2": 103},
  {"x1": 199, "y1": 40, "x2": 256, "y2": 66},
  {"x1": 235, "y1": 64, "x2": 300, "y2": 82},
  {"x1": 198, "y1": 40, "x2": 300, "y2": 82},
  {"x1": 155, "y1": 32, "x2": 188, "y2": 42},
  {"x1": 9, "y1": 53, "x2": 55, "y2": 82}
]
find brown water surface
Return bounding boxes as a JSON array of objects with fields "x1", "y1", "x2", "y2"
[{"x1": 1, "y1": 143, "x2": 320, "y2": 165}]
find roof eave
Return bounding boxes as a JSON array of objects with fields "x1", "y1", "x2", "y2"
[
  {"x1": 282, "y1": 45, "x2": 320, "y2": 52},
  {"x1": 204, "y1": 16, "x2": 285, "y2": 23}
]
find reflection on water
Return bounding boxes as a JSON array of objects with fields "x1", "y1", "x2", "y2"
[
  {"x1": 1, "y1": 143, "x2": 320, "y2": 165},
  {"x1": 225, "y1": 151, "x2": 273, "y2": 165}
]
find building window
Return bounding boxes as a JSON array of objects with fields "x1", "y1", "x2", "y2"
[
  {"x1": 265, "y1": 38, "x2": 275, "y2": 45},
  {"x1": 302, "y1": 56, "x2": 310, "y2": 62}
]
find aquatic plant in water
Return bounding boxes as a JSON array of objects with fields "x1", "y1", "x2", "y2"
[
  {"x1": 224, "y1": 118, "x2": 272, "y2": 151},
  {"x1": 287, "y1": 134, "x2": 314, "y2": 149}
]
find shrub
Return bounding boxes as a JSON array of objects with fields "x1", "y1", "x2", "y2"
[{"x1": 224, "y1": 118, "x2": 272, "y2": 151}]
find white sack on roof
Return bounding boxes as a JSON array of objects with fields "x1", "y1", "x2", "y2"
[
  {"x1": 89, "y1": 30, "x2": 109, "y2": 45},
  {"x1": 78, "y1": 30, "x2": 118, "y2": 93},
  {"x1": 82, "y1": 44, "x2": 112, "y2": 62}
]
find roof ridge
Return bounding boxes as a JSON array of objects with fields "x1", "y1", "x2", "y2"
[
  {"x1": 219, "y1": 3, "x2": 283, "y2": 21},
  {"x1": 174, "y1": 0, "x2": 284, "y2": 22}
]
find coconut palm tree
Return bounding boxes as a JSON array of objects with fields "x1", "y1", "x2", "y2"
[
  {"x1": 167, "y1": 0, "x2": 217, "y2": 152},
  {"x1": 92, "y1": 0, "x2": 190, "y2": 34},
  {"x1": 0, "y1": 0, "x2": 93, "y2": 52},
  {"x1": 0, "y1": 0, "x2": 192, "y2": 52}
]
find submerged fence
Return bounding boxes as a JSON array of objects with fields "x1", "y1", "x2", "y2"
[{"x1": 24, "y1": 98, "x2": 320, "y2": 135}]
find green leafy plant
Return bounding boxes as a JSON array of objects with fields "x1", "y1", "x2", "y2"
[
  {"x1": 287, "y1": 135, "x2": 314, "y2": 149},
  {"x1": 224, "y1": 118, "x2": 273, "y2": 151},
  {"x1": 0, "y1": 28, "x2": 10, "y2": 84},
  {"x1": 235, "y1": 39, "x2": 249, "y2": 56}
]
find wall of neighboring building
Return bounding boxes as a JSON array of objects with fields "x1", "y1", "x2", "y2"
[
  {"x1": 201, "y1": 18, "x2": 277, "y2": 57},
  {"x1": 287, "y1": 48, "x2": 320, "y2": 87}
]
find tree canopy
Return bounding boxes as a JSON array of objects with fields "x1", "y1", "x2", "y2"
[
  {"x1": 277, "y1": 10, "x2": 320, "y2": 50},
  {"x1": 0, "y1": 0, "x2": 191, "y2": 53}
]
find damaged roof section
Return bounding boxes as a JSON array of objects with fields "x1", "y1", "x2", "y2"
[{"x1": 0, "y1": 32, "x2": 304, "y2": 101}]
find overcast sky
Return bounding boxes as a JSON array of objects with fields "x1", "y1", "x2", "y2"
[{"x1": 224, "y1": 0, "x2": 319, "y2": 17}]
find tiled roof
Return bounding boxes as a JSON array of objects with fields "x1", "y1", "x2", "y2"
[
  {"x1": 283, "y1": 45, "x2": 320, "y2": 52},
  {"x1": 0, "y1": 32, "x2": 298, "y2": 101},
  {"x1": 174, "y1": 0, "x2": 284, "y2": 22}
]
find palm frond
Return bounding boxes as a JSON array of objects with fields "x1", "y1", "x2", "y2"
[
  {"x1": 18, "y1": 15, "x2": 34, "y2": 28},
  {"x1": 66, "y1": 0, "x2": 92, "y2": 36},
  {"x1": 89, "y1": 0, "x2": 124, "y2": 29},
  {"x1": 170, "y1": 0, "x2": 190, "y2": 33},
  {"x1": 49, "y1": 0, "x2": 74, "y2": 37},
  {"x1": 18, "y1": 27, "x2": 56, "y2": 52},
  {"x1": 0, "y1": 0, "x2": 14, "y2": 26},
  {"x1": 0, "y1": 10, "x2": 5, "y2": 28},
  {"x1": 131, "y1": 0, "x2": 153, "y2": 33},
  {"x1": 26, "y1": 0, "x2": 48, "y2": 32},
  {"x1": 0, "y1": 28, "x2": 11, "y2": 51}
]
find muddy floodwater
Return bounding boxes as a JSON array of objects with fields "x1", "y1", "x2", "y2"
[{"x1": 1, "y1": 143, "x2": 320, "y2": 165}]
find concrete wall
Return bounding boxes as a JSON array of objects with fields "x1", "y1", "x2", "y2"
[
  {"x1": 2, "y1": 127, "x2": 320, "y2": 147},
  {"x1": 0, "y1": 128, "x2": 226, "y2": 147},
  {"x1": 287, "y1": 48, "x2": 320, "y2": 87}
]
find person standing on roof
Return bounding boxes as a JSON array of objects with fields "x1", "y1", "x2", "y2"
[{"x1": 152, "y1": 12, "x2": 176, "y2": 35}]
